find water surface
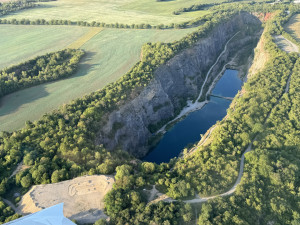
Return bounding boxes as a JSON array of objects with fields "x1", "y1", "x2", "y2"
[{"x1": 143, "y1": 69, "x2": 242, "y2": 164}]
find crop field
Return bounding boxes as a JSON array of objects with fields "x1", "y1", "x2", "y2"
[
  {"x1": 1, "y1": 0, "x2": 218, "y2": 25},
  {"x1": 285, "y1": 13, "x2": 300, "y2": 42},
  {"x1": 67, "y1": 27, "x2": 103, "y2": 49},
  {"x1": 0, "y1": 25, "x2": 90, "y2": 69},
  {"x1": 0, "y1": 27, "x2": 197, "y2": 132}
]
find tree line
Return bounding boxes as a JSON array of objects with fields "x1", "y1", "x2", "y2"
[
  {"x1": 102, "y1": 5, "x2": 300, "y2": 224},
  {"x1": 0, "y1": 3, "x2": 299, "y2": 224},
  {"x1": 0, "y1": 17, "x2": 198, "y2": 29},
  {"x1": 0, "y1": 0, "x2": 35, "y2": 17},
  {"x1": 159, "y1": 6, "x2": 300, "y2": 199},
  {"x1": 0, "y1": 49, "x2": 84, "y2": 99},
  {"x1": 0, "y1": 9, "x2": 239, "y2": 224},
  {"x1": 197, "y1": 52, "x2": 300, "y2": 225}
]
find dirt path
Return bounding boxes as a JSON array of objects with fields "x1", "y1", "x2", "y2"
[
  {"x1": 183, "y1": 62, "x2": 231, "y2": 157},
  {"x1": 148, "y1": 185, "x2": 159, "y2": 202},
  {"x1": 151, "y1": 62, "x2": 293, "y2": 205},
  {"x1": 185, "y1": 70, "x2": 292, "y2": 203},
  {"x1": 2, "y1": 198, "x2": 23, "y2": 215},
  {"x1": 67, "y1": 27, "x2": 103, "y2": 49},
  {"x1": 274, "y1": 35, "x2": 299, "y2": 53},
  {"x1": 155, "y1": 32, "x2": 240, "y2": 135},
  {"x1": 9, "y1": 162, "x2": 30, "y2": 179}
]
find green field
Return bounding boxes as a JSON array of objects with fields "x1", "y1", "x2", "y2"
[
  {"x1": 285, "y1": 13, "x2": 300, "y2": 42},
  {"x1": 0, "y1": 26, "x2": 197, "y2": 132},
  {"x1": 2, "y1": 0, "x2": 217, "y2": 25},
  {"x1": 0, "y1": 25, "x2": 90, "y2": 69}
]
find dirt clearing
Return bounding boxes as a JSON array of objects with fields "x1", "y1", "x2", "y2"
[{"x1": 17, "y1": 175, "x2": 114, "y2": 224}]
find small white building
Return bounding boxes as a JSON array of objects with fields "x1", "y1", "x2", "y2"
[{"x1": 4, "y1": 203, "x2": 75, "y2": 225}]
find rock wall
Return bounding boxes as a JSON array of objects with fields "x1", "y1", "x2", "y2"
[{"x1": 96, "y1": 12, "x2": 261, "y2": 157}]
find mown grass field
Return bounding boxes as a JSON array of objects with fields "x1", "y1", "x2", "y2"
[
  {"x1": 2, "y1": 0, "x2": 216, "y2": 25},
  {"x1": 0, "y1": 27, "x2": 197, "y2": 132},
  {"x1": 67, "y1": 27, "x2": 103, "y2": 49},
  {"x1": 285, "y1": 13, "x2": 300, "y2": 42},
  {"x1": 0, "y1": 25, "x2": 90, "y2": 69}
]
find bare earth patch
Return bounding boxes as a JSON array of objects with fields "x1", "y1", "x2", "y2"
[
  {"x1": 9, "y1": 162, "x2": 30, "y2": 178},
  {"x1": 274, "y1": 35, "x2": 299, "y2": 53},
  {"x1": 17, "y1": 175, "x2": 114, "y2": 224}
]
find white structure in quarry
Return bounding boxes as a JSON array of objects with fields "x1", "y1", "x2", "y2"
[{"x1": 4, "y1": 203, "x2": 75, "y2": 225}]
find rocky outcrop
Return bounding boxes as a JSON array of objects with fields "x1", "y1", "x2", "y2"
[
  {"x1": 96, "y1": 12, "x2": 262, "y2": 157},
  {"x1": 248, "y1": 32, "x2": 270, "y2": 77}
]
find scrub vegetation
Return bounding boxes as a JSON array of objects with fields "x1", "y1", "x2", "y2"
[
  {"x1": 0, "y1": 8, "x2": 241, "y2": 224},
  {"x1": 0, "y1": 199, "x2": 20, "y2": 224},
  {"x1": 103, "y1": 8, "x2": 300, "y2": 224},
  {"x1": 198, "y1": 57, "x2": 300, "y2": 224},
  {"x1": 0, "y1": 1, "x2": 300, "y2": 225}
]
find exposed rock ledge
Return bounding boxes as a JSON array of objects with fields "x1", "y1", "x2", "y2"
[{"x1": 96, "y1": 12, "x2": 262, "y2": 158}]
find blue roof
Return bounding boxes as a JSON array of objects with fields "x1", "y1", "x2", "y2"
[{"x1": 4, "y1": 203, "x2": 76, "y2": 225}]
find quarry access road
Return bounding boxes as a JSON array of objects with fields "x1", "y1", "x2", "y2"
[
  {"x1": 155, "y1": 31, "x2": 240, "y2": 135},
  {"x1": 152, "y1": 51, "x2": 294, "y2": 205}
]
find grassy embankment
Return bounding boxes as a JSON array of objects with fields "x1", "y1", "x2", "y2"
[
  {"x1": 284, "y1": 13, "x2": 300, "y2": 43},
  {"x1": 0, "y1": 26, "x2": 196, "y2": 132}
]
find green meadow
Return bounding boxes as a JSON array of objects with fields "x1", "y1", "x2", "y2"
[
  {"x1": 2, "y1": 0, "x2": 216, "y2": 25},
  {"x1": 0, "y1": 25, "x2": 90, "y2": 69},
  {"x1": 285, "y1": 13, "x2": 300, "y2": 42},
  {"x1": 0, "y1": 27, "x2": 197, "y2": 132}
]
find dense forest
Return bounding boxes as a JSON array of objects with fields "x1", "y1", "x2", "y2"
[
  {"x1": 0, "y1": 2, "x2": 299, "y2": 225},
  {"x1": 0, "y1": 49, "x2": 84, "y2": 98},
  {"x1": 161, "y1": 9, "x2": 300, "y2": 199},
  {"x1": 197, "y1": 57, "x2": 300, "y2": 225},
  {"x1": 0, "y1": 8, "x2": 242, "y2": 224},
  {"x1": 0, "y1": 199, "x2": 20, "y2": 224},
  {"x1": 102, "y1": 5, "x2": 300, "y2": 225}
]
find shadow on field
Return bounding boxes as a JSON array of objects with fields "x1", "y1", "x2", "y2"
[
  {"x1": 0, "y1": 52, "x2": 97, "y2": 118},
  {"x1": 0, "y1": 84, "x2": 49, "y2": 117},
  {"x1": 72, "y1": 51, "x2": 98, "y2": 78},
  {"x1": 36, "y1": 4, "x2": 56, "y2": 9}
]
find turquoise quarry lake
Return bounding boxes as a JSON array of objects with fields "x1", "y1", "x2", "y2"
[{"x1": 143, "y1": 69, "x2": 242, "y2": 164}]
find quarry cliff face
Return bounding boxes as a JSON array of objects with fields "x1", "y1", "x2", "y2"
[{"x1": 96, "y1": 13, "x2": 261, "y2": 157}]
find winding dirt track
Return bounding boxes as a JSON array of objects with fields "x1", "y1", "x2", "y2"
[
  {"x1": 156, "y1": 32, "x2": 240, "y2": 135},
  {"x1": 184, "y1": 66, "x2": 292, "y2": 203},
  {"x1": 152, "y1": 37, "x2": 294, "y2": 205},
  {"x1": 274, "y1": 35, "x2": 299, "y2": 53},
  {"x1": 2, "y1": 198, "x2": 22, "y2": 215}
]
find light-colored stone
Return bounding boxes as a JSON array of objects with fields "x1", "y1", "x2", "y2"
[
  {"x1": 17, "y1": 175, "x2": 114, "y2": 224},
  {"x1": 96, "y1": 12, "x2": 262, "y2": 158}
]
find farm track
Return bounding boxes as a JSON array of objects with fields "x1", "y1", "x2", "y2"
[{"x1": 67, "y1": 27, "x2": 103, "y2": 49}]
